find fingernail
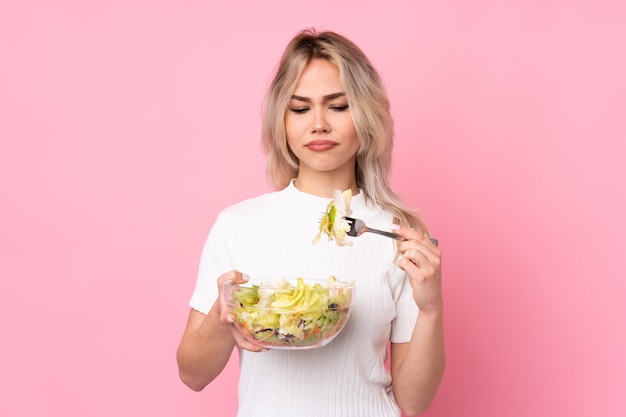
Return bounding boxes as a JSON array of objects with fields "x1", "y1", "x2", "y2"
[
  {"x1": 242, "y1": 273, "x2": 250, "y2": 282},
  {"x1": 391, "y1": 224, "x2": 400, "y2": 231},
  {"x1": 227, "y1": 315, "x2": 234, "y2": 323}
]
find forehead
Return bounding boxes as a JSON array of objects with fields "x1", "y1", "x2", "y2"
[{"x1": 292, "y1": 58, "x2": 343, "y2": 95}]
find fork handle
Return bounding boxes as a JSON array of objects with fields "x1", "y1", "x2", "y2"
[
  {"x1": 368, "y1": 228, "x2": 439, "y2": 247},
  {"x1": 367, "y1": 228, "x2": 403, "y2": 240}
]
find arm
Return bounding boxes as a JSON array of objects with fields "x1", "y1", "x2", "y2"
[
  {"x1": 390, "y1": 315, "x2": 445, "y2": 416},
  {"x1": 176, "y1": 305, "x2": 235, "y2": 391},
  {"x1": 389, "y1": 225, "x2": 446, "y2": 416},
  {"x1": 176, "y1": 270, "x2": 263, "y2": 391}
]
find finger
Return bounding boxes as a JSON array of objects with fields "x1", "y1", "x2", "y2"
[
  {"x1": 391, "y1": 224, "x2": 420, "y2": 240},
  {"x1": 218, "y1": 271, "x2": 250, "y2": 322},
  {"x1": 218, "y1": 270, "x2": 249, "y2": 286},
  {"x1": 218, "y1": 270, "x2": 249, "y2": 306},
  {"x1": 397, "y1": 244, "x2": 442, "y2": 280},
  {"x1": 391, "y1": 224, "x2": 439, "y2": 249},
  {"x1": 399, "y1": 248, "x2": 428, "y2": 271}
]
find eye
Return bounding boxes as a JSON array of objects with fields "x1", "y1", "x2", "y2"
[
  {"x1": 289, "y1": 107, "x2": 309, "y2": 114},
  {"x1": 330, "y1": 104, "x2": 349, "y2": 112}
]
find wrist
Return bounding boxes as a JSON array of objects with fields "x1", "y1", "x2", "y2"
[{"x1": 418, "y1": 304, "x2": 444, "y2": 321}]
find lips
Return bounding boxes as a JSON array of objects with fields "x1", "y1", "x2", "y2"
[{"x1": 305, "y1": 140, "x2": 337, "y2": 152}]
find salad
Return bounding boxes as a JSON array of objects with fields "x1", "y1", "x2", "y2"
[
  {"x1": 312, "y1": 189, "x2": 353, "y2": 246},
  {"x1": 229, "y1": 276, "x2": 354, "y2": 348}
]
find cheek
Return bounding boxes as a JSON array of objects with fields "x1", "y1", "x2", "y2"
[
  {"x1": 284, "y1": 127, "x2": 299, "y2": 156},
  {"x1": 342, "y1": 121, "x2": 360, "y2": 148},
  {"x1": 284, "y1": 116, "x2": 303, "y2": 140}
]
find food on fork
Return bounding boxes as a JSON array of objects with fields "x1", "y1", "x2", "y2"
[{"x1": 312, "y1": 189, "x2": 353, "y2": 246}]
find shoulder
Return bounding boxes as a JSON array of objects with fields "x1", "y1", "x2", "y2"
[{"x1": 216, "y1": 189, "x2": 282, "y2": 222}]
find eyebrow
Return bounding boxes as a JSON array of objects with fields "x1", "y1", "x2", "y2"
[{"x1": 290, "y1": 92, "x2": 346, "y2": 102}]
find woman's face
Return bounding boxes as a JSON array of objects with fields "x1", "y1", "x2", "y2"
[{"x1": 285, "y1": 58, "x2": 359, "y2": 180}]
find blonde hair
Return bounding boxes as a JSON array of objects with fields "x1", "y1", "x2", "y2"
[{"x1": 261, "y1": 28, "x2": 429, "y2": 233}]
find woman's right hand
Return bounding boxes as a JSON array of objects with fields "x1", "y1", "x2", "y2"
[{"x1": 217, "y1": 270, "x2": 268, "y2": 353}]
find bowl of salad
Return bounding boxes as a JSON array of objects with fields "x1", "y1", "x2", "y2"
[{"x1": 223, "y1": 276, "x2": 355, "y2": 349}]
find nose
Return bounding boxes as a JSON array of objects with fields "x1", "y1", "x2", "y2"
[{"x1": 311, "y1": 110, "x2": 330, "y2": 134}]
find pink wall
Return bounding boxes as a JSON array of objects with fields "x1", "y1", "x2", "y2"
[{"x1": 1, "y1": 1, "x2": 624, "y2": 416}]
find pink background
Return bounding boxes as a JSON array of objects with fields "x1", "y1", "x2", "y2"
[{"x1": 1, "y1": 1, "x2": 625, "y2": 416}]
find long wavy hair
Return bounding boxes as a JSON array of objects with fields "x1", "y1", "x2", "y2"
[{"x1": 261, "y1": 28, "x2": 429, "y2": 233}]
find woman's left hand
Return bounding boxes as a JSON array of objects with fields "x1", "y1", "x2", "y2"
[{"x1": 391, "y1": 224, "x2": 443, "y2": 317}]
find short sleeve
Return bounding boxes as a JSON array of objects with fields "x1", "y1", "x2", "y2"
[
  {"x1": 189, "y1": 213, "x2": 235, "y2": 314},
  {"x1": 389, "y1": 269, "x2": 419, "y2": 343}
]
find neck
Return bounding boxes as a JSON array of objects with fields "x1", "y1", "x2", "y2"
[{"x1": 293, "y1": 169, "x2": 358, "y2": 198}]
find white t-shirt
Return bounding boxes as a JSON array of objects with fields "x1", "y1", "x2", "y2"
[{"x1": 190, "y1": 181, "x2": 419, "y2": 417}]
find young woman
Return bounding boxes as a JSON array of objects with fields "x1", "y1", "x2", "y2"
[{"x1": 176, "y1": 29, "x2": 445, "y2": 417}]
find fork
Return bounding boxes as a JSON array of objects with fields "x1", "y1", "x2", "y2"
[{"x1": 344, "y1": 216, "x2": 439, "y2": 247}]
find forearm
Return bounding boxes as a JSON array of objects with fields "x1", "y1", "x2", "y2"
[
  {"x1": 176, "y1": 303, "x2": 236, "y2": 391},
  {"x1": 392, "y1": 312, "x2": 446, "y2": 416}
]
